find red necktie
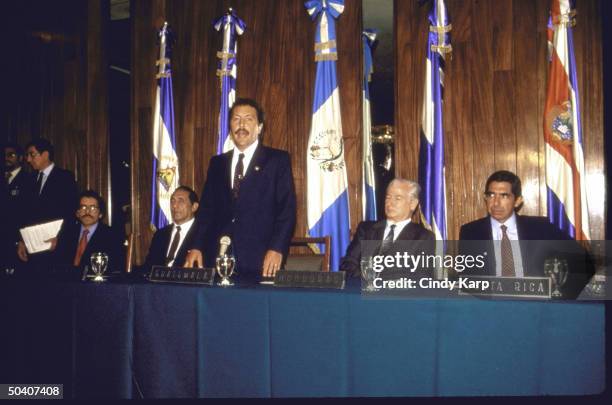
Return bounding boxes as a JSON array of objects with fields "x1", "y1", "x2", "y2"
[{"x1": 73, "y1": 229, "x2": 90, "y2": 266}]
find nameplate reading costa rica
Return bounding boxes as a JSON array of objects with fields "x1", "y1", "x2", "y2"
[
  {"x1": 459, "y1": 276, "x2": 551, "y2": 298},
  {"x1": 148, "y1": 266, "x2": 215, "y2": 285},
  {"x1": 274, "y1": 270, "x2": 346, "y2": 289}
]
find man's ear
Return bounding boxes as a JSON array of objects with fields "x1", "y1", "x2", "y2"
[{"x1": 192, "y1": 202, "x2": 200, "y2": 214}]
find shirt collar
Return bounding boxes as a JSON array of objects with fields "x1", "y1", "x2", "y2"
[
  {"x1": 80, "y1": 221, "x2": 99, "y2": 235},
  {"x1": 173, "y1": 217, "x2": 195, "y2": 231},
  {"x1": 10, "y1": 167, "x2": 21, "y2": 177},
  {"x1": 490, "y1": 212, "x2": 517, "y2": 231},
  {"x1": 233, "y1": 139, "x2": 259, "y2": 161},
  {"x1": 41, "y1": 163, "x2": 55, "y2": 177}
]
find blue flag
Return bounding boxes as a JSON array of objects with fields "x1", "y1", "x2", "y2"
[
  {"x1": 305, "y1": 0, "x2": 350, "y2": 272},
  {"x1": 418, "y1": 0, "x2": 451, "y2": 248},
  {"x1": 362, "y1": 29, "x2": 377, "y2": 221},
  {"x1": 214, "y1": 9, "x2": 246, "y2": 154},
  {"x1": 151, "y1": 22, "x2": 179, "y2": 230}
]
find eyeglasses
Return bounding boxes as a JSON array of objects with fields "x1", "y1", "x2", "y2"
[
  {"x1": 5, "y1": 152, "x2": 17, "y2": 158},
  {"x1": 26, "y1": 151, "x2": 40, "y2": 158},
  {"x1": 78, "y1": 205, "x2": 100, "y2": 213},
  {"x1": 484, "y1": 192, "x2": 513, "y2": 201}
]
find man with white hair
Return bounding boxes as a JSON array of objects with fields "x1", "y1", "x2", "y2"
[{"x1": 340, "y1": 178, "x2": 434, "y2": 277}]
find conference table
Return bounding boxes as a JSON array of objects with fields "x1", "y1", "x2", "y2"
[{"x1": 0, "y1": 277, "x2": 605, "y2": 398}]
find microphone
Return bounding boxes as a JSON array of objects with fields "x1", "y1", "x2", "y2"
[{"x1": 218, "y1": 236, "x2": 231, "y2": 257}]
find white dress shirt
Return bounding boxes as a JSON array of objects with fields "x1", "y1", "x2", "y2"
[
  {"x1": 230, "y1": 140, "x2": 259, "y2": 189},
  {"x1": 383, "y1": 218, "x2": 412, "y2": 241},
  {"x1": 38, "y1": 163, "x2": 55, "y2": 193},
  {"x1": 490, "y1": 213, "x2": 524, "y2": 277},
  {"x1": 7, "y1": 167, "x2": 22, "y2": 185},
  {"x1": 166, "y1": 217, "x2": 195, "y2": 267}
]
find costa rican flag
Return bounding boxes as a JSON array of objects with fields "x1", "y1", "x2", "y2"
[
  {"x1": 544, "y1": 0, "x2": 590, "y2": 241},
  {"x1": 151, "y1": 22, "x2": 179, "y2": 230},
  {"x1": 418, "y1": 0, "x2": 451, "y2": 245},
  {"x1": 362, "y1": 29, "x2": 377, "y2": 221},
  {"x1": 305, "y1": 0, "x2": 350, "y2": 272},
  {"x1": 214, "y1": 8, "x2": 245, "y2": 154}
]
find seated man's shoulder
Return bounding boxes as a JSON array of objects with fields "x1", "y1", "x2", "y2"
[{"x1": 459, "y1": 217, "x2": 489, "y2": 237}]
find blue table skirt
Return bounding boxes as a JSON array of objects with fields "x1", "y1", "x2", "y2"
[{"x1": 0, "y1": 280, "x2": 605, "y2": 398}]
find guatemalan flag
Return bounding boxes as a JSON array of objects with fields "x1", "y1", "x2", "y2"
[
  {"x1": 214, "y1": 9, "x2": 245, "y2": 154},
  {"x1": 305, "y1": 0, "x2": 350, "y2": 272},
  {"x1": 362, "y1": 29, "x2": 377, "y2": 221},
  {"x1": 418, "y1": 0, "x2": 451, "y2": 245},
  {"x1": 151, "y1": 22, "x2": 179, "y2": 230},
  {"x1": 544, "y1": 0, "x2": 590, "y2": 241}
]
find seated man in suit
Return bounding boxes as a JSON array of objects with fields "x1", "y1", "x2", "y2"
[
  {"x1": 142, "y1": 186, "x2": 200, "y2": 273},
  {"x1": 55, "y1": 190, "x2": 124, "y2": 273},
  {"x1": 459, "y1": 170, "x2": 593, "y2": 298},
  {"x1": 340, "y1": 178, "x2": 434, "y2": 278}
]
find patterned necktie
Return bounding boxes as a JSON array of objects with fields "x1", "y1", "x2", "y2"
[
  {"x1": 379, "y1": 224, "x2": 396, "y2": 255},
  {"x1": 232, "y1": 153, "x2": 245, "y2": 199},
  {"x1": 500, "y1": 225, "x2": 516, "y2": 277},
  {"x1": 36, "y1": 172, "x2": 43, "y2": 195},
  {"x1": 73, "y1": 229, "x2": 90, "y2": 266},
  {"x1": 166, "y1": 226, "x2": 182, "y2": 266}
]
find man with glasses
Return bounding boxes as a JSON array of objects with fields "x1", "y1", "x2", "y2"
[
  {"x1": 17, "y1": 138, "x2": 77, "y2": 269},
  {"x1": 459, "y1": 170, "x2": 592, "y2": 298},
  {"x1": 55, "y1": 190, "x2": 123, "y2": 272}
]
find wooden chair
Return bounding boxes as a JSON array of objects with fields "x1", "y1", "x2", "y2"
[{"x1": 284, "y1": 236, "x2": 331, "y2": 272}]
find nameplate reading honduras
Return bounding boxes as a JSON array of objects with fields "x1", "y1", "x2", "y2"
[
  {"x1": 274, "y1": 270, "x2": 346, "y2": 290},
  {"x1": 458, "y1": 276, "x2": 551, "y2": 299},
  {"x1": 148, "y1": 266, "x2": 215, "y2": 285}
]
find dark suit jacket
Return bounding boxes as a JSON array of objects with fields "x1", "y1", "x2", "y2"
[
  {"x1": 459, "y1": 215, "x2": 593, "y2": 298},
  {"x1": 3, "y1": 169, "x2": 34, "y2": 268},
  {"x1": 340, "y1": 220, "x2": 435, "y2": 278},
  {"x1": 56, "y1": 221, "x2": 125, "y2": 273},
  {"x1": 6, "y1": 168, "x2": 34, "y2": 240},
  {"x1": 24, "y1": 165, "x2": 78, "y2": 227},
  {"x1": 142, "y1": 221, "x2": 199, "y2": 272},
  {"x1": 192, "y1": 144, "x2": 296, "y2": 279}
]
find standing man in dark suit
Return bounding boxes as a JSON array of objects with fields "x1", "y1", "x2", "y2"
[
  {"x1": 55, "y1": 190, "x2": 124, "y2": 273},
  {"x1": 340, "y1": 179, "x2": 435, "y2": 277},
  {"x1": 142, "y1": 186, "x2": 200, "y2": 271},
  {"x1": 3, "y1": 143, "x2": 32, "y2": 270},
  {"x1": 16, "y1": 138, "x2": 78, "y2": 270},
  {"x1": 459, "y1": 170, "x2": 592, "y2": 298},
  {"x1": 184, "y1": 98, "x2": 296, "y2": 280}
]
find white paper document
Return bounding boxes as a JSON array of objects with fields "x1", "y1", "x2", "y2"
[{"x1": 19, "y1": 219, "x2": 64, "y2": 254}]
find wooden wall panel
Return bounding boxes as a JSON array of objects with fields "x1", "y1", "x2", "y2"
[
  {"x1": 395, "y1": 0, "x2": 605, "y2": 240},
  {"x1": 3, "y1": 0, "x2": 111, "y2": 213},
  {"x1": 131, "y1": 0, "x2": 363, "y2": 263}
]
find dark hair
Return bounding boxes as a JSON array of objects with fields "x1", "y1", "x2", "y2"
[
  {"x1": 78, "y1": 189, "x2": 106, "y2": 219},
  {"x1": 485, "y1": 170, "x2": 522, "y2": 197},
  {"x1": 229, "y1": 98, "x2": 265, "y2": 128},
  {"x1": 4, "y1": 142, "x2": 24, "y2": 156},
  {"x1": 25, "y1": 138, "x2": 54, "y2": 161},
  {"x1": 173, "y1": 185, "x2": 199, "y2": 205}
]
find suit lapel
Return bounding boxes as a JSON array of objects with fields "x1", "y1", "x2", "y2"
[
  {"x1": 515, "y1": 215, "x2": 532, "y2": 275},
  {"x1": 397, "y1": 222, "x2": 418, "y2": 240},
  {"x1": 39, "y1": 166, "x2": 55, "y2": 198},
  {"x1": 370, "y1": 221, "x2": 386, "y2": 241}
]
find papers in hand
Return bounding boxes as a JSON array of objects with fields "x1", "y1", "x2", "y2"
[{"x1": 19, "y1": 219, "x2": 64, "y2": 254}]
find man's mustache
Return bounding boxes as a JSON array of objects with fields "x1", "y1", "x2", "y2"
[{"x1": 235, "y1": 129, "x2": 249, "y2": 136}]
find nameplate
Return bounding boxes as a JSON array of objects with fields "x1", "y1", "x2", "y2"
[
  {"x1": 274, "y1": 270, "x2": 345, "y2": 289},
  {"x1": 458, "y1": 276, "x2": 551, "y2": 298},
  {"x1": 148, "y1": 266, "x2": 215, "y2": 285}
]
